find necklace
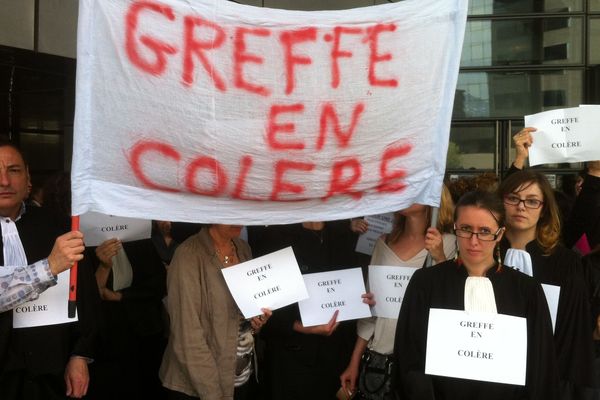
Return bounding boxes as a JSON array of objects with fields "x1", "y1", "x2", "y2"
[{"x1": 215, "y1": 240, "x2": 236, "y2": 266}]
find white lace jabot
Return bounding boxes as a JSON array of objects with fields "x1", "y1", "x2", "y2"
[
  {"x1": 464, "y1": 276, "x2": 497, "y2": 314},
  {"x1": 1, "y1": 217, "x2": 28, "y2": 267},
  {"x1": 504, "y1": 248, "x2": 533, "y2": 277}
]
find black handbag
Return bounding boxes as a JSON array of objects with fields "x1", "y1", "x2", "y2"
[{"x1": 357, "y1": 349, "x2": 394, "y2": 400}]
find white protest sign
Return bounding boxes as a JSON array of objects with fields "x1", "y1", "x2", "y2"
[
  {"x1": 80, "y1": 211, "x2": 152, "y2": 246},
  {"x1": 221, "y1": 247, "x2": 308, "y2": 318},
  {"x1": 368, "y1": 265, "x2": 417, "y2": 318},
  {"x1": 13, "y1": 271, "x2": 78, "y2": 328},
  {"x1": 355, "y1": 213, "x2": 394, "y2": 255},
  {"x1": 525, "y1": 106, "x2": 600, "y2": 166},
  {"x1": 298, "y1": 267, "x2": 371, "y2": 327},
  {"x1": 425, "y1": 308, "x2": 527, "y2": 386},
  {"x1": 72, "y1": 0, "x2": 468, "y2": 225},
  {"x1": 541, "y1": 284, "x2": 560, "y2": 333}
]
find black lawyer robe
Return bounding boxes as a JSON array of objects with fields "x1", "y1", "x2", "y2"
[
  {"x1": 259, "y1": 223, "x2": 357, "y2": 400},
  {"x1": 0, "y1": 206, "x2": 100, "y2": 395},
  {"x1": 394, "y1": 260, "x2": 559, "y2": 400},
  {"x1": 86, "y1": 238, "x2": 167, "y2": 400},
  {"x1": 500, "y1": 239, "x2": 595, "y2": 389},
  {"x1": 565, "y1": 173, "x2": 600, "y2": 249}
]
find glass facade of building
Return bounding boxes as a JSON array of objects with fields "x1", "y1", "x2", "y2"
[{"x1": 449, "y1": 0, "x2": 600, "y2": 182}]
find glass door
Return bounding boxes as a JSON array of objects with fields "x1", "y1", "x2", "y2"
[{"x1": 446, "y1": 121, "x2": 500, "y2": 179}]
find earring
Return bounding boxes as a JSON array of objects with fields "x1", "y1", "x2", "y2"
[
  {"x1": 495, "y1": 244, "x2": 502, "y2": 266},
  {"x1": 454, "y1": 239, "x2": 462, "y2": 266}
]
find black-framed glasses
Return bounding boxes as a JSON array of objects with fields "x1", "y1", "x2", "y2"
[
  {"x1": 503, "y1": 195, "x2": 544, "y2": 209},
  {"x1": 454, "y1": 226, "x2": 503, "y2": 241}
]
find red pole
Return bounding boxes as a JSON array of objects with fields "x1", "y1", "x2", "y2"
[{"x1": 68, "y1": 215, "x2": 80, "y2": 318}]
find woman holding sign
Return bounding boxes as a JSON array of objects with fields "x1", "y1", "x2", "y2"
[
  {"x1": 259, "y1": 221, "x2": 367, "y2": 400},
  {"x1": 159, "y1": 224, "x2": 271, "y2": 400},
  {"x1": 499, "y1": 170, "x2": 594, "y2": 398},
  {"x1": 394, "y1": 191, "x2": 559, "y2": 400},
  {"x1": 340, "y1": 192, "x2": 456, "y2": 399}
]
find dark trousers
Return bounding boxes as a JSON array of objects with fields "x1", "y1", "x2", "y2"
[
  {"x1": 0, "y1": 370, "x2": 67, "y2": 400},
  {"x1": 87, "y1": 333, "x2": 167, "y2": 400}
]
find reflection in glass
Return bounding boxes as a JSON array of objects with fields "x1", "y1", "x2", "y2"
[
  {"x1": 447, "y1": 125, "x2": 496, "y2": 170},
  {"x1": 590, "y1": 18, "x2": 600, "y2": 64},
  {"x1": 468, "y1": 0, "x2": 582, "y2": 15},
  {"x1": 461, "y1": 18, "x2": 583, "y2": 67},
  {"x1": 453, "y1": 70, "x2": 583, "y2": 118},
  {"x1": 20, "y1": 133, "x2": 62, "y2": 171},
  {"x1": 18, "y1": 91, "x2": 63, "y2": 130},
  {"x1": 591, "y1": 0, "x2": 600, "y2": 11}
]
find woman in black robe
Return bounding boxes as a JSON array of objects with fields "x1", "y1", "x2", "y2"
[
  {"x1": 259, "y1": 222, "x2": 361, "y2": 400},
  {"x1": 394, "y1": 191, "x2": 559, "y2": 400},
  {"x1": 499, "y1": 170, "x2": 595, "y2": 398}
]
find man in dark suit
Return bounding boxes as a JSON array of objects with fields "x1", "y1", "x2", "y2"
[{"x1": 0, "y1": 141, "x2": 97, "y2": 399}]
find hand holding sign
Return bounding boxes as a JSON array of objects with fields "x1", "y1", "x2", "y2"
[
  {"x1": 361, "y1": 292, "x2": 376, "y2": 306},
  {"x1": 524, "y1": 106, "x2": 600, "y2": 166},
  {"x1": 221, "y1": 247, "x2": 308, "y2": 318},
  {"x1": 424, "y1": 227, "x2": 445, "y2": 264},
  {"x1": 294, "y1": 310, "x2": 340, "y2": 337},
  {"x1": 512, "y1": 127, "x2": 537, "y2": 169},
  {"x1": 355, "y1": 213, "x2": 394, "y2": 255},
  {"x1": 350, "y1": 219, "x2": 369, "y2": 234},
  {"x1": 298, "y1": 268, "x2": 371, "y2": 326},
  {"x1": 48, "y1": 231, "x2": 85, "y2": 276},
  {"x1": 249, "y1": 308, "x2": 272, "y2": 333},
  {"x1": 95, "y1": 239, "x2": 122, "y2": 268}
]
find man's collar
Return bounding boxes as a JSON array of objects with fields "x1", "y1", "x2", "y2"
[
  {"x1": 15, "y1": 202, "x2": 26, "y2": 222},
  {"x1": 2, "y1": 202, "x2": 27, "y2": 222}
]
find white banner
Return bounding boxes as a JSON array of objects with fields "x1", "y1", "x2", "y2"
[
  {"x1": 355, "y1": 213, "x2": 394, "y2": 255},
  {"x1": 221, "y1": 247, "x2": 308, "y2": 318},
  {"x1": 298, "y1": 267, "x2": 371, "y2": 327},
  {"x1": 72, "y1": 0, "x2": 467, "y2": 224},
  {"x1": 425, "y1": 309, "x2": 527, "y2": 386},
  {"x1": 368, "y1": 265, "x2": 417, "y2": 319},
  {"x1": 80, "y1": 211, "x2": 152, "y2": 246},
  {"x1": 525, "y1": 106, "x2": 600, "y2": 166}
]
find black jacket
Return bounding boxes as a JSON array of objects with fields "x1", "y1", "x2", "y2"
[{"x1": 0, "y1": 206, "x2": 100, "y2": 375}]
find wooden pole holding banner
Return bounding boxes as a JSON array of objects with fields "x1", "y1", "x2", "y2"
[
  {"x1": 425, "y1": 207, "x2": 439, "y2": 267},
  {"x1": 68, "y1": 216, "x2": 79, "y2": 318}
]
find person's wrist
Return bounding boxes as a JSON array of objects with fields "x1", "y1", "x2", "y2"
[
  {"x1": 512, "y1": 159, "x2": 525, "y2": 169},
  {"x1": 47, "y1": 255, "x2": 60, "y2": 276},
  {"x1": 48, "y1": 258, "x2": 56, "y2": 276},
  {"x1": 99, "y1": 261, "x2": 112, "y2": 269}
]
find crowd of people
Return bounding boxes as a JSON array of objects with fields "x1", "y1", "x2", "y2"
[{"x1": 0, "y1": 128, "x2": 599, "y2": 400}]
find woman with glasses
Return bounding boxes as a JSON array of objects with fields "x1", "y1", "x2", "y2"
[
  {"x1": 339, "y1": 189, "x2": 456, "y2": 399},
  {"x1": 394, "y1": 191, "x2": 559, "y2": 400},
  {"x1": 499, "y1": 170, "x2": 594, "y2": 398}
]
